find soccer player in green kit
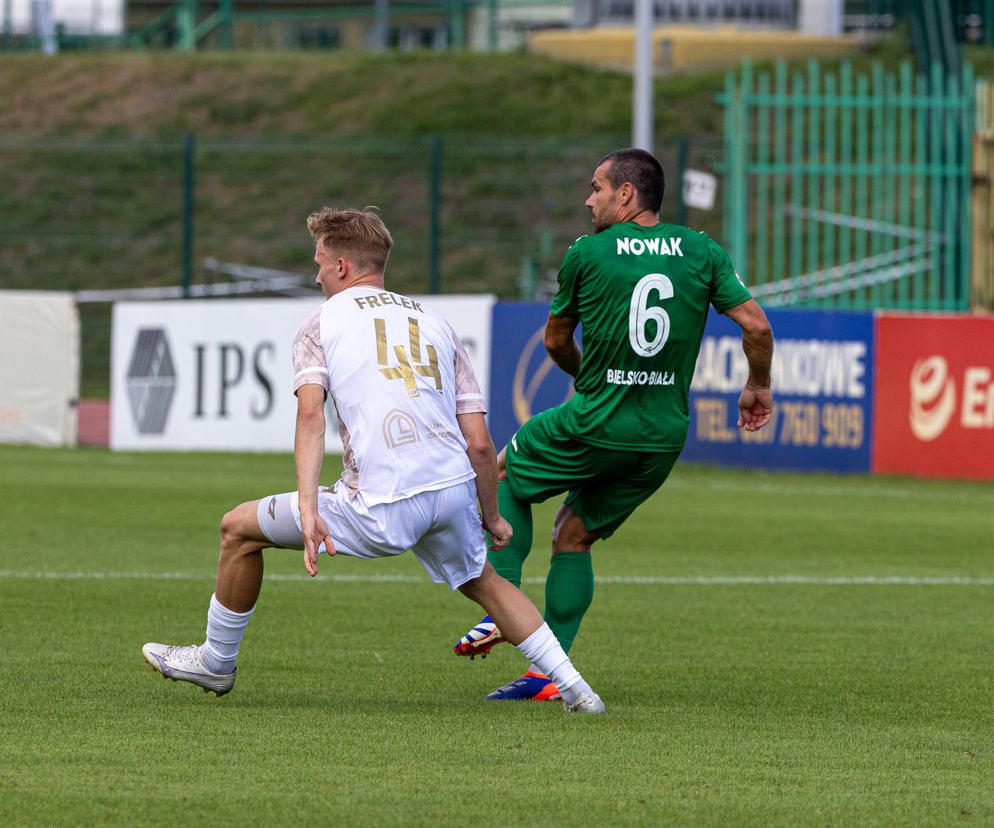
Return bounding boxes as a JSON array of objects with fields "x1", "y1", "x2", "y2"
[{"x1": 453, "y1": 148, "x2": 775, "y2": 701}]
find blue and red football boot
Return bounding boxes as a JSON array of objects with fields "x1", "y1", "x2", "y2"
[
  {"x1": 452, "y1": 615, "x2": 508, "y2": 659},
  {"x1": 484, "y1": 671, "x2": 562, "y2": 701}
]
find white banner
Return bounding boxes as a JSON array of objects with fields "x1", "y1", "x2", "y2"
[
  {"x1": 110, "y1": 294, "x2": 495, "y2": 452},
  {"x1": 5, "y1": 0, "x2": 124, "y2": 35},
  {"x1": 0, "y1": 290, "x2": 79, "y2": 447}
]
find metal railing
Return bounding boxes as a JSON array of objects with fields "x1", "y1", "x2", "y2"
[{"x1": 721, "y1": 59, "x2": 977, "y2": 311}]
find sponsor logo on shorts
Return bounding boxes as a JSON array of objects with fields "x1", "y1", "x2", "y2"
[
  {"x1": 126, "y1": 328, "x2": 177, "y2": 434},
  {"x1": 383, "y1": 409, "x2": 419, "y2": 448},
  {"x1": 268, "y1": 497, "x2": 277, "y2": 520}
]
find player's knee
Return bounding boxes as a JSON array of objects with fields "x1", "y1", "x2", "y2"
[
  {"x1": 458, "y1": 562, "x2": 496, "y2": 603},
  {"x1": 552, "y1": 533, "x2": 595, "y2": 553},
  {"x1": 551, "y1": 507, "x2": 597, "y2": 552},
  {"x1": 219, "y1": 502, "x2": 254, "y2": 547}
]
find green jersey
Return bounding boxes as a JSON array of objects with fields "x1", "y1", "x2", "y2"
[{"x1": 548, "y1": 220, "x2": 751, "y2": 451}]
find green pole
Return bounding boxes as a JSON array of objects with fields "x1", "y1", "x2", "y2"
[
  {"x1": 754, "y1": 73, "x2": 768, "y2": 287},
  {"x1": 182, "y1": 133, "x2": 196, "y2": 298},
  {"x1": 675, "y1": 133, "x2": 689, "y2": 227},
  {"x1": 733, "y1": 62, "x2": 751, "y2": 277},
  {"x1": 220, "y1": 0, "x2": 234, "y2": 49},
  {"x1": 722, "y1": 69, "x2": 734, "y2": 253},
  {"x1": 959, "y1": 63, "x2": 975, "y2": 311},
  {"x1": 427, "y1": 135, "x2": 442, "y2": 294},
  {"x1": 2, "y1": 0, "x2": 11, "y2": 50},
  {"x1": 177, "y1": 0, "x2": 198, "y2": 51},
  {"x1": 488, "y1": 0, "x2": 498, "y2": 51},
  {"x1": 806, "y1": 60, "x2": 821, "y2": 300},
  {"x1": 452, "y1": 0, "x2": 465, "y2": 49}
]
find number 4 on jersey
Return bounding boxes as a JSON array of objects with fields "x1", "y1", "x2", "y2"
[{"x1": 375, "y1": 317, "x2": 443, "y2": 397}]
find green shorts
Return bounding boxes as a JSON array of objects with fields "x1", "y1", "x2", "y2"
[{"x1": 504, "y1": 405, "x2": 681, "y2": 539}]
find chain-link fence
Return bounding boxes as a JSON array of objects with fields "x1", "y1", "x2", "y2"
[{"x1": 0, "y1": 133, "x2": 724, "y2": 396}]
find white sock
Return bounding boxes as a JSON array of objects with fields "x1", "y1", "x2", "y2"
[
  {"x1": 202, "y1": 593, "x2": 254, "y2": 675},
  {"x1": 516, "y1": 623, "x2": 593, "y2": 705}
]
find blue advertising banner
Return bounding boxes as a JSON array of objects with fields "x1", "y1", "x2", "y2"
[
  {"x1": 488, "y1": 302, "x2": 574, "y2": 450},
  {"x1": 488, "y1": 304, "x2": 874, "y2": 474},
  {"x1": 684, "y1": 309, "x2": 874, "y2": 473}
]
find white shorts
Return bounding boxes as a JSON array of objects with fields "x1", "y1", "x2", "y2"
[{"x1": 256, "y1": 480, "x2": 487, "y2": 590}]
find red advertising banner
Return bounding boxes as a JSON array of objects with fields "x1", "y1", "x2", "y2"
[{"x1": 874, "y1": 314, "x2": 994, "y2": 479}]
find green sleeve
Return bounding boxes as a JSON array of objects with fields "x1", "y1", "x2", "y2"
[
  {"x1": 548, "y1": 237, "x2": 585, "y2": 318},
  {"x1": 706, "y1": 235, "x2": 753, "y2": 311}
]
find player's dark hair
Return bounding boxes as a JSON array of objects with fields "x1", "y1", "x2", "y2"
[{"x1": 598, "y1": 148, "x2": 665, "y2": 213}]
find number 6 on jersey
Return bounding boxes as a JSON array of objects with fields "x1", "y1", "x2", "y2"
[{"x1": 629, "y1": 273, "x2": 674, "y2": 357}]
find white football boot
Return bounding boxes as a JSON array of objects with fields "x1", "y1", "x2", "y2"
[
  {"x1": 563, "y1": 690, "x2": 606, "y2": 714},
  {"x1": 142, "y1": 643, "x2": 236, "y2": 697}
]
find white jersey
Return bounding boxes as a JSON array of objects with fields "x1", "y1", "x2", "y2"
[{"x1": 291, "y1": 286, "x2": 487, "y2": 506}]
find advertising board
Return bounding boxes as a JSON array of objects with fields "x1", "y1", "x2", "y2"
[
  {"x1": 486, "y1": 305, "x2": 874, "y2": 474},
  {"x1": 111, "y1": 295, "x2": 494, "y2": 452},
  {"x1": 486, "y1": 302, "x2": 574, "y2": 450},
  {"x1": 873, "y1": 314, "x2": 994, "y2": 480},
  {"x1": 0, "y1": 290, "x2": 79, "y2": 447},
  {"x1": 682, "y1": 309, "x2": 874, "y2": 473}
]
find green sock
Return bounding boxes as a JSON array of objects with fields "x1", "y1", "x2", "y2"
[
  {"x1": 486, "y1": 480, "x2": 532, "y2": 588},
  {"x1": 544, "y1": 551, "x2": 594, "y2": 653}
]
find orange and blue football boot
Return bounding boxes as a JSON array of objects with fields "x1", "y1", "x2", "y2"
[{"x1": 484, "y1": 672, "x2": 562, "y2": 701}]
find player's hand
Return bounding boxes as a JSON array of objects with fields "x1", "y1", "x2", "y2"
[
  {"x1": 301, "y1": 510, "x2": 335, "y2": 577},
  {"x1": 484, "y1": 515, "x2": 513, "y2": 551},
  {"x1": 738, "y1": 384, "x2": 774, "y2": 432}
]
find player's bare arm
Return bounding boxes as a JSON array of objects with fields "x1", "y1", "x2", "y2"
[
  {"x1": 724, "y1": 299, "x2": 775, "y2": 431},
  {"x1": 456, "y1": 411, "x2": 512, "y2": 550},
  {"x1": 294, "y1": 383, "x2": 335, "y2": 575},
  {"x1": 544, "y1": 313, "x2": 581, "y2": 377}
]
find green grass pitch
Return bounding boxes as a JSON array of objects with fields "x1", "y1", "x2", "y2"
[{"x1": 1, "y1": 444, "x2": 993, "y2": 826}]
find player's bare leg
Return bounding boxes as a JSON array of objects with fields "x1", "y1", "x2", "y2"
[
  {"x1": 479, "y1": 504, "x2": 599, "y2": 701},
  {"x1": 215, "y1": 500, "x2": 271, "y2": 612},
  {"x1": 143, "y1": 499, "x2": 270, "y2": 696},
  {"x1": 453, "y1": 449, "x2": 527, "y2": 658},
  {"x1": 458, "y1": 562, "x2": 544, "y2": 645},
  {"x1": 458, "y1": 563, "x2": 604, "y2": 713}
]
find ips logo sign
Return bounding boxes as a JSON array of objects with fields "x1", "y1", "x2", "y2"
[
  {"x1": 118, "y1": 322, "x2": 280, "y2": 444},
  {"x1": 126, "y1": 328, "x2": 177, "y2": 434}
]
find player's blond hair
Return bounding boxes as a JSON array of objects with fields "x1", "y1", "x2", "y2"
[{"x1": 307, "y1": 207, "x2": 394, "y2": 275}]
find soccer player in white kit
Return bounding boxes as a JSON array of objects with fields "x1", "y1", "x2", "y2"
[{"x1": 142, "y1": 207, "x2": 604, "y2": 714}]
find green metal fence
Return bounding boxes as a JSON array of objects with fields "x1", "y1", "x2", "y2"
[
  {"x1": 0, "y1": 133, "x2": 719, "y2": 395},
  {"x1": 721, "y1": 59, "x2": 976, "y2": 311}
]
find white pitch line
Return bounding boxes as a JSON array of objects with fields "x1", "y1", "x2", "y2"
[
  {"x1": 1, "y1": 570, "x2": 992, "y2": 586},
  {"x1": 667, "y1": 478, "x2": 993, "y2": 503}
]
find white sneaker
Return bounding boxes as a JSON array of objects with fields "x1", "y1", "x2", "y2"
[
  {"x1": 142, "y1": 643, "x2": 236, "y2": 697},
  {"x1": 563, "y1": 690, "x2": 606, "y2": 714}
]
